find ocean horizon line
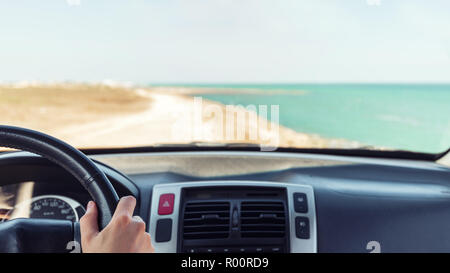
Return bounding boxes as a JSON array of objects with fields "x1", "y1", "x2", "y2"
[{"x1": 148, "y1": 82, "x2": 450, "y2": 87}]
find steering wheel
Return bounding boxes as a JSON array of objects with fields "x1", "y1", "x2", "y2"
[{"x1": 0, "y1": 125, "x2": 119, "y2": 252}]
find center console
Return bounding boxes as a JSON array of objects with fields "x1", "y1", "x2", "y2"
[{"x1": 149, "y1": 181, "x2": 316, "y2": 253}]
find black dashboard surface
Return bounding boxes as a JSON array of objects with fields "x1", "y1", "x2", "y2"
[
  {"x1": 128, "y1": 159, "x2": 450, "y2": 252},
  {"x1": 1, "y1": 151, "x2": 450, "y2": 252}
]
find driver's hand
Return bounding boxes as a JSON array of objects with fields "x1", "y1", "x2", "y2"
[{"x1": 80, "y1": 196, "x2": 154, "y2": 253}]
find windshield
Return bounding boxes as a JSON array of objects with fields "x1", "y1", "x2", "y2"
[{"x1": 1, "y1": 1, "x2": 449, "y2": 154}]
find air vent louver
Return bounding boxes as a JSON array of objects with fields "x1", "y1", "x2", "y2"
[
  {"x1": 240, "y1": 201, "x2": 286, "y2": 238},
  {"x1": 183, "y1": 202, "x2": 230, "y2": 239}
]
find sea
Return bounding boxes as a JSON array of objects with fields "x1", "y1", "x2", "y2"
[{"x1": 153, "y1": 84, "x2": 450, "y2": 154}]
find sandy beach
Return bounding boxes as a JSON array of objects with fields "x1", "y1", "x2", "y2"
[{"x1": 0, "y1": 83, "x2": 360, "y2": 150}]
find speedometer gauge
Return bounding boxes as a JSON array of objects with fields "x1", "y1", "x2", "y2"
[
  {"x1": 2, "y1": 195, "x2": 85, "y2": 222},
  {"x1": 30, "y1": 197, "x2": 77, "y2": 221}
]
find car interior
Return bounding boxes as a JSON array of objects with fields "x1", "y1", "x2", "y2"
[
  {"x1": 1, "y1": 1, "x2": 450, "y2": 256},
  {"x1": 1, "y1": 126, "x2": 449, "y2": 253}
]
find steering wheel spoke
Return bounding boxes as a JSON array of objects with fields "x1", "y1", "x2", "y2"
[{"x1": 0, "y1": 218, "x2": 76, "y2": 253}]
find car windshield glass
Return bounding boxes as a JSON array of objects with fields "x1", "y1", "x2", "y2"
[{"x1": 1, "y1": 1, "x2": 449, "y2": 154}]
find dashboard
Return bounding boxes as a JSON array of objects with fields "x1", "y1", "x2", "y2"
[{"x1": 1, "y1": 150, "x2": 450, "y2": 253}]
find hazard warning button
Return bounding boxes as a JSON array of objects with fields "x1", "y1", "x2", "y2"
[{"x1": 158, "y1": 194, "x2": 175, "y2": 215}]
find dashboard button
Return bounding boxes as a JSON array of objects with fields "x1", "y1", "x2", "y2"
[
  {"x1": 222, "y1": 247, "x2": 232, "y2": 253},
  {"x1": 155, "y1": 218, "x2": 172, "y2": 242},
  {"x1": 295, "y1": 216, "x2": 310, "y2": 239},
  {"x1": 245, "y1": 247, "x2": 264, "y2": 253},
  {"x1": 270, "y1": 246, "x2": 282, "y2": 253},
  {"x1": 198, "y1": 248, "x2": 216, "y2": 253},
  {"x1": 227, "y1": 248, "x2": 241, "y2": 253},
  {"x1": 293, "y1": 193, "x2": 308, "y2": 213},
  {"x1": 238, "y1": 247, "x2": 247, "y2": 253},
  {"x1": 186, "y1": 248, "x2": 197, "y2": 253},
  {"x1": 255, "y1": 247, "x2": 264, "y2": 253},
  {"x1": 158, "y1": 193, "x2": 175, "y2": 215}
]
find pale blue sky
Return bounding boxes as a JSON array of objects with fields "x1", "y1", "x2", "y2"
[{"x1": 1, "y1": 0, "x2": 449, "y2": 84}]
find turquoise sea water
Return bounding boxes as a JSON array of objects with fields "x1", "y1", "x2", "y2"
[{"x1": 155, "y1": 84, "x2": 450, "y2": 153}]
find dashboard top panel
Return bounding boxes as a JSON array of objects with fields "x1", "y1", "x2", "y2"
[
  {"x1": 1, "y1": 150, "x2": 450, "y2": 252},
  {"x1": 89, "y1": 151, "x2": 449, "y2": 177}
]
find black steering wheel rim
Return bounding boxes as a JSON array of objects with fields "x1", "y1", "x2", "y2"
[{"x1": 0, "y1": 125, "x2": 119, "y2": 229}]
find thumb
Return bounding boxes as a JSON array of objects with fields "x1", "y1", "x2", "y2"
[{"x1": 80, "y1": 201, "x2": 99, "y2": 240}]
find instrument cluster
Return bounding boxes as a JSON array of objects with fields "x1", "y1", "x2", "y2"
[{"x1": 0, "y1": 182, "x2": 86, "y2": 222}]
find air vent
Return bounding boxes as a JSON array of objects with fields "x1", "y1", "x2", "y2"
[
  {"x1": 240, "y1": 201, "x2": 286, "y2": 238},
  {"x1": 182, "y1": 201, "x2": 230, "y2": 240}
]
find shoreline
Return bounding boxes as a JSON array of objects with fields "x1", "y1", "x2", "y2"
[
  {"x1": 148, "y1": 86, "x2": 307, "y2": 95},
  {"x1": 0, "y1": 83, "x2": 361, "y2": 150}
]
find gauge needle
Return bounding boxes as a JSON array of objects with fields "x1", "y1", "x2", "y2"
[{"x1": 0, "y1": 208, "x2": 11, "y2": 221}]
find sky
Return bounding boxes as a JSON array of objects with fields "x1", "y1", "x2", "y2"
[{"x1": 1, "y1": 0, "x2": 450, "y2": 84}]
